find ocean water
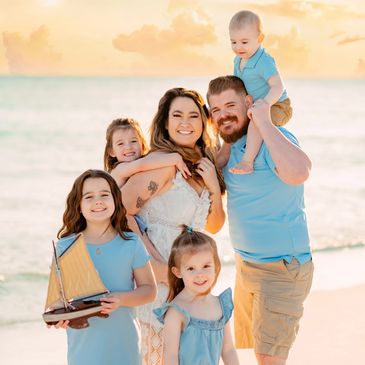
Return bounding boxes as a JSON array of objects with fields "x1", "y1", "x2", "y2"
[{"x1": 0, "y1": 76, "x2": 364, "y2": 327}]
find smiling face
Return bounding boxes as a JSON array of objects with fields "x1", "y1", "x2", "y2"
[
  {"x1": 172, "y1": 246, "x2": 217, "y2": 296},
  {"x1": 209, "y1": 88, "x2": 252, "y2": 143},
  {"x1": 109, "y1": 127, "x2": 143, "y2": 163},
  {"x1": 230, "y1": 24, "x2": 262, "y2": 60},
  {"x1": 80, "y1": 177, "x2": 115, "y2": 225},
  {"x1": 167, "y1": 96, "x2": 203, "y2": 148}
]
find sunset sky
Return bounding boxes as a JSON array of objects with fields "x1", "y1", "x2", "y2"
[{"x1": 0, "y1": 0, "x2": 364, "y2": 78}]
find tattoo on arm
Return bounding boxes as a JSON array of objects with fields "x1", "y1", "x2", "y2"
[
  {"x1": 136, "y1": 181, "x2": 159, "y2": 209},
  {"x1": 147, "y1": 181, "x2": 158, "y2": 195},
  {"x1": 136, "y1": 197, "x2": 147, "y2": 209}
]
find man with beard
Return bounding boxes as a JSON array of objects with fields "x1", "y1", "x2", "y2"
[{"x1": 207, "y1": 75, "x2": 314, "y2": 365}]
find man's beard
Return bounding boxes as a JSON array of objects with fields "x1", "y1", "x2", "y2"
[{"x1": 218, "y1": 116, "x2": 248, "y2": 144}]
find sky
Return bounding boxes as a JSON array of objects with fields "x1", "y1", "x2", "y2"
[{"x1": 0, "y1": 0, "x2": 364, "y2": 78}]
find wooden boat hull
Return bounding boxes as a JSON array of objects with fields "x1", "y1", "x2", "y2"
[{"x1": 43, "y1": 299, "x2": 109, "y2": 329}]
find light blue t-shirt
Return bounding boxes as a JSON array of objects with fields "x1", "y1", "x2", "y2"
[
  {"x1": 223, "y1": 128, "x2": 311, "y2": 264},
  {"x1": 57, "y1": 232, "x2": 150, "y2": 365},
  {"x1": 233, "y1": 46, "x2": 288, "y2": 102},
  {"x1": 153, "y1": 288, "x2": 233, "y2": 365}
]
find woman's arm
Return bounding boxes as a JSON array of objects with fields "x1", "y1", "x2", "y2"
[
  {"x1": 163, "y1": 307, "x2": 184, "y2": 365},
  {"x1": 111, "y1": 152, "x2": 190, "y2": 187},
  {"x1": 121, "y1": 166, "x2": 175, "y2": 215},
  {"x1": 127, "y1": 215, "x2": 168, "y2": 285},
  {"x1": 100, "y1": 262, "x2": 156, "y2": 313},
  {"x1": 221, "y1": 321, "x2": 240, "y2": 365},
  {"x1": 196, "y1": 157, "x2": 225, "y2": 233}
]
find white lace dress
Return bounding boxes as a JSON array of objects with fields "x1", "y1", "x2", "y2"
[{"x1": 137, "y1": 172, "x2": 211, "y2": 365}]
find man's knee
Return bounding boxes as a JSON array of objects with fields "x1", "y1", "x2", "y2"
[{"x1": 256, "y1": 353, "x2": 286, "y2": 365}]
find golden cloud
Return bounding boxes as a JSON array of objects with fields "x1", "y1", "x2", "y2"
[
  {"x1": 264, "y1": 26, "x2": 310, "y2": 75},
  {"x1": 112, "y1": 4, "x2": 217, "y2": 75},
  {"x1": 337, "y1": 36, "x2": 365, "y2": 46},
  {"x1": 244, "y1": 0, "x2": 365, "y2": 20},
  {"x1": 2, "y1": 25, "x2": 62, "y2": 75}
]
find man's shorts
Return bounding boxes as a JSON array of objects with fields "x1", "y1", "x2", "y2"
[{"x1": 234, "y1": 255, "x2": 314, "y2": 359}]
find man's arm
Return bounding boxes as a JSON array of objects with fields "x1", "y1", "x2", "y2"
[{"x1": 249, "y1": 100, "x2": 311, "y2": 185}]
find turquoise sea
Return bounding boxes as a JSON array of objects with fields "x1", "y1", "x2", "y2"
[{"x1": 1, "y1": 76, "x2": 365, "y2": 327}]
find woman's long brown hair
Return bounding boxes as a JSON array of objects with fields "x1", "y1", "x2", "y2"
[{"x1": 149, "y1": 88, "x2": 225, "y2": 194}]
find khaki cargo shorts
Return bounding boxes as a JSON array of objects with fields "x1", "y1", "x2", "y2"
[{"x1": 234, "y1": 255, "x2": 314, "y2": 359}]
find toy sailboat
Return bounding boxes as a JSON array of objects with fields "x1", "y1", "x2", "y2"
[{"x1": 42, "y1": 233, "x2": 109, "y2": 329}]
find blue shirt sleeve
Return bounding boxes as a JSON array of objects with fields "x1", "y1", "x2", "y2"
[
  {"x1": 132, "y1": 235, "x2": 150, "y2": 269},
  {"x1": 264, "y1": 128, "x2": 301, "y2": 172},
  {"x1": 258, "y1": 52, "x2": 279, "y2": 81}
]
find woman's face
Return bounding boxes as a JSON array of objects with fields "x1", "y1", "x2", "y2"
[{"x1": 167, "y1": 97, "x2": 203, "y2": 148}]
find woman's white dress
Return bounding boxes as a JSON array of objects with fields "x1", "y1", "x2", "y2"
[{"x1": 137, "y1": 172, "x2": 211, "y2": 365}]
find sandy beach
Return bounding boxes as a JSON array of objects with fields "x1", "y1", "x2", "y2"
[{"x1": 1, "y1": 284, "x2": 364, "y2": 365}]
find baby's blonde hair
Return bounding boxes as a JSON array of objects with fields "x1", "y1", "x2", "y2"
[{"x1": 229, "y1": 10, "x2": 263, "y2": 36}]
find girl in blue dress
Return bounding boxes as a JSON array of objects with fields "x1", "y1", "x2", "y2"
[
  {"x1": 50, "y1": 169, "x2": 157, "y2": 365},
  {"x1": 153, "y1": 227, "x2": 239, "y2": 365}
]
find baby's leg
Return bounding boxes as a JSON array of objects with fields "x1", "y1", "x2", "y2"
[{"x1": 230, "y1": 121, "x2": 262, "y2": 174}]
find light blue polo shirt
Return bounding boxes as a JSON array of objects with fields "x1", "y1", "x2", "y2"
[
  {"x1": 223, "y1": 128, "x2": 311, "y2": 264},
  {"x1": 233, "y1": 46, "x2": 288, "y2": 102}
]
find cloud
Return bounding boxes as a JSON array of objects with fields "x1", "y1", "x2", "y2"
[
  {"x1": 264, "y1": 26, "x2": 310, "y2": 75},
  {"x1": 243, "y1": 0, "x2": 365, "y2": 21},
  {"x1": 2, "y1": 25, "x2": 62, "y2": 75},
  {"x1": 330, "y1": 31, "x2": 345, "y2": 39},
  {"x1": 112, "y1": 3, "x2": 217, "y2": 75},
  {"x1": 337, "y1": 36, "x2": 365, "y2": 46}
]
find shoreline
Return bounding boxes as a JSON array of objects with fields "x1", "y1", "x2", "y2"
[{"x1": 1, "y1": 284, "x2": 364, "y2": 365}]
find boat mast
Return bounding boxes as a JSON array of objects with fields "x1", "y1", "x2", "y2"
[{"x1": 52, "y1": 240, "x2": 72, "y2": 310}]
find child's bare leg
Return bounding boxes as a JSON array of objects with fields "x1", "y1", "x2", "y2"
[{"x1": 230, "y1": 121, "x2": 262, "y2": 174}]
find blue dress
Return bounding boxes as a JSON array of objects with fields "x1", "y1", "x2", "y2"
[
  {"x1": 57, "y1": 233, "x2": 150, "y2": 365},
  {"x1": 153, "y1": 288, "x2": 233, "y2": 365}
]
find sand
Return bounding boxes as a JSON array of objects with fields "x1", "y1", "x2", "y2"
[{"x1": 1, "y1": 284, "x2": 364, "y2": 365}]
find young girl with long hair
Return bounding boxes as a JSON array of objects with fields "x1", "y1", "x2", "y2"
[
  {"x1": 154, "y1": 226, "x2": 239, "y2": 365},
  {"x1": 104, "y1": 117, "x2": 190, "y2": 188},
  {"x1": 50, "y1": 169, "x2": 156, "y2": 365}
]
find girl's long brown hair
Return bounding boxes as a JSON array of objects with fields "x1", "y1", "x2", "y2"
[
  {"x1": 57, "y1": 169, "x2": 131, "y2": 240},
  {"x1": 104, "y1": 118, "x2": 149, "y2": 172},
  {"x1": 167, "y1": 225, "x2": 221, "y2": 301},
  {"x1": 149, "y1": 88, "x2": 225, "y2": 194}
]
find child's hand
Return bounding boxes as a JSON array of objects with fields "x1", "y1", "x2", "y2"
[
  {"x1": 100, "y1": 294, "x2": 121, "y2": 314},
  {"x1": 174, "y1": 153, "x2": 191, "y2": 179},
  {"x1": 47, "y1": 320, "x2": 69, "y2": 329}
]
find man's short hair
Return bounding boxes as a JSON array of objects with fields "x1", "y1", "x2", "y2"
[{"x1": 207, "y1": 75, "x2": 248, "y2": 105}]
